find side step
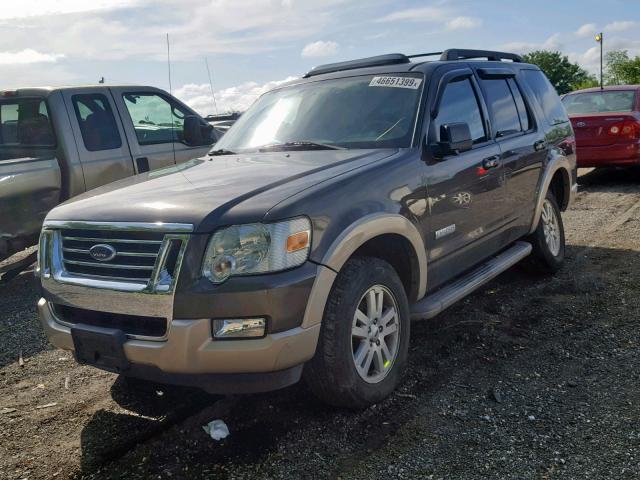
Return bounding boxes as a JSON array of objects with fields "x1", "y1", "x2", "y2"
[{"x1": 410, "y1": 241, "x2": 532, "y2": 320}]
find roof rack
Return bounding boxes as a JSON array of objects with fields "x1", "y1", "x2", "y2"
[
  {"x1": 304, "y1": 53, "x2": 410, "y2": 78},
  {"x1": 440, "y1": 49, "x2": 523, "y2": 63},
  {"x1": 407, "y1": 52, "x2": 443, "y2": 59},
  {"x1": 303, "y1": 48, "x2": 523, "y2": 78}
]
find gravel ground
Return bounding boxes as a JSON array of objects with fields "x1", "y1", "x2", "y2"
[{"x1": 0, "y1": 167, "x2": 639, "y2": 479}]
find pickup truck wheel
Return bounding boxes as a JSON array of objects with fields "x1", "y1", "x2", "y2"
[
  {"x1": 304, "y1": 257, "x2": 409, "y2": 409},
  {"x1": 528, "y1": 191, "x2": 565, "y2": 273}
]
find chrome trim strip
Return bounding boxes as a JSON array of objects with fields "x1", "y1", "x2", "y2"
[
  {"x1": 44, "y1": 220, "x2": 194, "y2": 233},
  {"x1": 62, "y1": 247, "x2": 157, "y2": 257},
  {"x1": 61, "y1": 236, "x2": 163, "y2": 244},
  {"x1": 63, "y1": 259, "x2": 154, "y2": 270}
]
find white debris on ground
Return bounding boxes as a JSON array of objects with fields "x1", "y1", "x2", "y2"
[{"x1": 202, "y1": 419, "x2": 230, "y2": 441}]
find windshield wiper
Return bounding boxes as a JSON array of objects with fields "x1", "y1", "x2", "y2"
[
  {"x1": 257, "y1": 141, "x2": 345, "y2": 152},
  {"x1": 209, "y1": 148, "x2": 236, "y2": 156}
]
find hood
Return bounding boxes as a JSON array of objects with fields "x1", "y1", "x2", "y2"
[{"x1": 48, "y1": 149, "x2": 396, "y2": 231}]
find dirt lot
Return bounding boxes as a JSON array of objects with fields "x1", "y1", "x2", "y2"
[{"x1": 1, "y1": 168, "x2": 639, "y2": 480}]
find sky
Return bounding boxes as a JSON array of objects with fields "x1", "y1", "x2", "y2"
[{"x1": 1, "y1": 0, "x2": 639, "y2": 115}]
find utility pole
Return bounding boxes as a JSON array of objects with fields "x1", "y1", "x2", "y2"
[{"x1": 595, "y1": 32, "x2": 603, "y2": 89}]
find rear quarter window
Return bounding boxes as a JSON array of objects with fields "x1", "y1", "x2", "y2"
[
  {"x1": 0, "y1": 98, "x2": 55, "y2": 147},
  {"x1": 521, "y1": 70, "x2": 569, "y2": 126}
]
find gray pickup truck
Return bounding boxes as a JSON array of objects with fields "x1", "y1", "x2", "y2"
[
  {"x1": 0, "y1": 85, "x2": 214, "y2": 261},
  {"x1": 38, "y1": 49, "x2": 577, "y2": 409}
]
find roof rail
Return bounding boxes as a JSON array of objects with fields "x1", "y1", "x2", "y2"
[
  {"x1": 304, "y1": 53, "x2": 410, "y2": 78},
  {"x1": 440, "y1": 49, "x2": 523, "y2": 63},
  {"x1": 407, "y1": 52, "x2": 443, "y2": 60}
]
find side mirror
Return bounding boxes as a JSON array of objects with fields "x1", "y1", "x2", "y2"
[
  {"x1": 434, "y1": 122, "x2": 473, "y2": 157},
  {"x1": 183, "y1": 115, "x2": 204, "y2": 146},
  {"x1": 183, "y1": 116, "x2": 216, "y2": 146}
]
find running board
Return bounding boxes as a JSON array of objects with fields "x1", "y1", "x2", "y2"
[{"x1": 410, "y1": 241, "x2": 532, "y2": 320}]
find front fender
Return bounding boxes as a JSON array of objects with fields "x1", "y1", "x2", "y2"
[{"x1": 301, "y1": 213, "x2": 427, "y2": 329}]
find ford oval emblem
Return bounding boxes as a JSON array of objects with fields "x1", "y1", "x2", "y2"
[{"x1": 88, "y1": 244, "x2": 117, "y2": 262}]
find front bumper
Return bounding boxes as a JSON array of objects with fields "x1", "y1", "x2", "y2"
[{"x1": 39, "y1": 298, "x2": 321, "y2": 392}]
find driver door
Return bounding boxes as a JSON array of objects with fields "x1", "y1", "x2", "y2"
[{"x1": 110, "y1": 87, "x2": 211, "y2": 173}]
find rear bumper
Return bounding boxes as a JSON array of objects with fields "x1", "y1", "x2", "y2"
[{"x1": 577, "y1": 142, "x2": 640, "y2": 167}]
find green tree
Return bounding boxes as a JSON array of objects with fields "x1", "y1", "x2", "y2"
[
  {"x1": 522, "y1": 50, "x2": 594, "y2": 94},
  {"x1": 605, "y1": 50, "x2": 640, "y2": 85}
]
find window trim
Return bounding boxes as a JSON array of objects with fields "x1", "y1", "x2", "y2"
[
  {"x1": 507, "y1": 77, "x2": 537, "y2": 135},
  {"x1": 121, "y1": 91, "x2": 190, "y2": 147},
  {"x1": 0, "y1": 96, "x2": 57, "y2": 149},
  {"x1": 428, "y1": 72, "x2": 492, "y2": 150},
  {"x1": 477, "y1": 76, "x2": 526, "y2": 140},
  {"x1": 71, "y1": 93, "x2": 123, "y2": 152}
]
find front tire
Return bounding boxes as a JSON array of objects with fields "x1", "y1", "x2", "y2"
[
  {"x1": 528, "y1": 190, "x2": 565, "y2": 273},
  {"x1": 304, "y1": 257, "x2": 410, "y2": 409}
]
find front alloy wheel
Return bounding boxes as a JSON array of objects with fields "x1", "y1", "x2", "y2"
[
  {"x1": 304, "y1": 257, "x2": 410, "y2": 409},
  {"x1": 351, "y1": 285, "x2": 400, "y2": 384}
]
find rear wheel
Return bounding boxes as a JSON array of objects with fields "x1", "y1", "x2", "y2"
[
  {"x1": 527, "y1": 190, "x2": 565, "y2": 273},
  {"x1": 304, "y1": 257, "x2": 410, "y2": 409}
]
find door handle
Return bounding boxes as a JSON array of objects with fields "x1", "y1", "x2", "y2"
[
  {"x1": 533, "y1": 140, "x2": 547, "y2": 151},
  {"x1": 482, "y1": 155, "x2": 500, "y2": 170}
]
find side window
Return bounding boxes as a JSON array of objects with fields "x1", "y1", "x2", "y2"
[
  {"x1": 122, "y1": 93, "x2": 188, "y2": 145},
  {"x1": 521, "y1": 70, "x2": 569, "y2": 126},
  {"x1": 508, "y1": 79, "x2": 531, "y2": 131},
  {"x1": 0, "y1": 98, "x2": 55, "y2": 147},
  {"x1": 433, "y1": 78, "x2": 486, "y2": 144},
  {"x1": 72, "y1": 94, "x2": 122, "y2": 152},
  {"x1": 480, "y1": 78, "x2": 521, "y2": 137}
]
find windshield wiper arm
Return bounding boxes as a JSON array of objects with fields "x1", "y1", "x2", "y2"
[
  {"x1": 209, "y1": 148, "x2": 236, "y2": 156},
  {"x1": 257, "y1": 141, "x2": 345, "y2": 152}
]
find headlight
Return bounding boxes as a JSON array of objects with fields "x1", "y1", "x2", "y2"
[{"x1": 202, "y1": 217, "x2": 311, "y2": 283}]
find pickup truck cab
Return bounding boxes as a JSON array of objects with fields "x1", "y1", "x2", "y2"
[
  {"x1": 38, "y1": 50, "x2": 577, "y2": 409},
  {"x1": 0, "y1": 85, "x2": 214, "y2": 261}
]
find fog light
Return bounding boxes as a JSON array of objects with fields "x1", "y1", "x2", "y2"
[{"x1": 212, "y1": 318, "x2": 266, "y2": 339}]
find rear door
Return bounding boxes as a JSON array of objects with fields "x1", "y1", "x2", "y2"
[
  {"x1": 475, "y1": 69, "x2": 545, "y2": 235},
  {"x1": 61, "y1": 89, "x2": 135, "y2": 191},
  {"x1": 110, "y1": 88, "x2": 212, "y2": 173},
  {"x1": 424, "y1": 68, "x2": 506, "y2": 288}
]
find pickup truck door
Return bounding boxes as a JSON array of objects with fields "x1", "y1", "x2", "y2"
[
  {"x1": 423, "y1": 68, "x2": 506, "y2": 289},
  {"x1": 60, "y1": 89, "x2": 135, "y2": 191},
  {"x1": 475, "y1": 69, "x2": 545, "y2": 239},
  {"x1": 110, "y1": 87, "x2": 213, "y2": 173}
]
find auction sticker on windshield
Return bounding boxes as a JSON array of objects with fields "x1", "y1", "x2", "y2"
[{"x1": 369, "y1": 76, "x2": 422, "y2": 89}]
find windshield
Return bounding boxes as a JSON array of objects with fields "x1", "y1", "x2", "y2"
[
  {"x1": 214, "y1": 74, "x2": 424, "y2": 152},
  {"x1": 0, "y1": 97, "x2": 55, "y2": 148},
  {"x1": 562, "y1": 91, "x2": 636, "y2": 115}
]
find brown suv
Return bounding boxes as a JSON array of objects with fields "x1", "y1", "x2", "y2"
[{"x1": 38, "y1": 50, "x2": 577, "y2": 408}]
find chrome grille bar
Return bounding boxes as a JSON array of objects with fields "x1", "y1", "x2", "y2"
[{"x1": 41, "y1": 220, "x2": 192, "y2": 294}]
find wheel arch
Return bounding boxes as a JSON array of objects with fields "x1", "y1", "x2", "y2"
[
  {"x1": 529, "y1": 158, "x2": 575, "y2": 234},
  {"x1": 301, "y1": 213, "x2": 427, "y2": 330}
]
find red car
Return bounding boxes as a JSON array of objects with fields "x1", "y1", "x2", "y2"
[{"x1": 562, "y1": 86, "x2": 640, "y2": 168}]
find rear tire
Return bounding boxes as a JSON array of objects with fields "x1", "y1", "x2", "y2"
[
  {"x1": 527, "y1": 190, "x2": 565, "y2": 273},
  {"x1": 304, "y1": 257, "x2": 410, "y2": 409}
]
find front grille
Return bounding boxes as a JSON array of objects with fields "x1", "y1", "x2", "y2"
[
  {"x1": 60, "y1": 229, "x2": 164, "y2": 283},
  {"x1": 53, "y1": 303, "x2": 167, "y2": 337}
]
